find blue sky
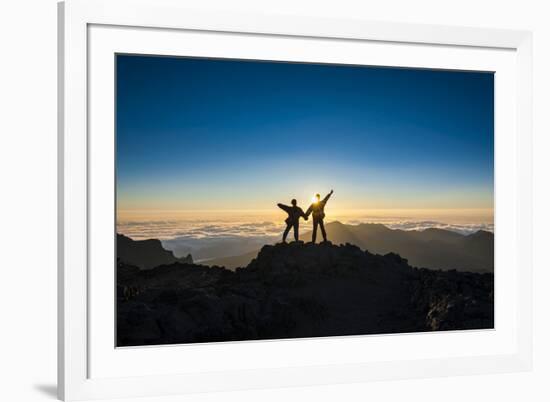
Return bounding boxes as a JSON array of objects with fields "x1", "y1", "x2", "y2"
[{"x1": 116, "y1": 54, "x2": 494, "y2": 212}]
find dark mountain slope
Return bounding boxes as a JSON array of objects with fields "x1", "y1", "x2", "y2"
[
  {"x1": 206, "y1": 223, "x2": 494, "y2": 272},
  {"x1": 312, "y1": 223, "x2": 493, "y2": 272},
  {"x1": 117, "y1": 242, "x2": 493, "y2": 346},
  {"x1": 415, "y1": 227, "x2": 465, "y2": 243},
  {"x1": 201, "y1": 249, "x2": 260, "y2": 271},
  {"x1": 117, "y1": 234, "x2": 193, "y2": 270}
]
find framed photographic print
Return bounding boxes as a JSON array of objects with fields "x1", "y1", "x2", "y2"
[{"x1": 58, "y1": 0, "x2": 533, "y2": 400}]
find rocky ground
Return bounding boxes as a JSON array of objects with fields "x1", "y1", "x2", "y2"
[{"x1": 117, "y1": 242, "x2": 494, "y2": 346}]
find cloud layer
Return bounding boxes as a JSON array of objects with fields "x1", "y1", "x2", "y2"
[
  {"x1": 118, "y1": 217, "x2": 493, "y2": 241},
  {"x1": 118, "y1": 216, "x2": 493, "y2": 261}
]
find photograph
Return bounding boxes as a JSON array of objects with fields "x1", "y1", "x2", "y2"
[{"x1": 115, "y1": 54, "x2": 495, "y2": 347}]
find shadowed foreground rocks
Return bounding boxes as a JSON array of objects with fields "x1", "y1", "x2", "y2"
[{"x1": 117, "y1": 242, "x2": 493, "y2": 346}]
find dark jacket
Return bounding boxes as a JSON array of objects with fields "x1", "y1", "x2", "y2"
[{"x1": 278, "y1": 204, "x2": 306, "y2": 224}]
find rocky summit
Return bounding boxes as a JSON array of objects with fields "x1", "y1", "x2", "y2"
[{"x1": 117, "y1": 241, "x2": 494, "y2": 346}]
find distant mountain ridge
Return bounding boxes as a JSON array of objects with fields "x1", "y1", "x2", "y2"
[
  {"x1": 117, "y1": 234, "x2": 193, "y2": 270},
  {"x1": 205, "y1": 222, "x2": 494, "y2": 272}
]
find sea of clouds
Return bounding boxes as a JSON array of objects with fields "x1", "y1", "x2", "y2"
[
  {"x1": 118, "y1": 217, "x2": 493, "y2": 261},
  {"x1": 347, "y1": 219, "x2": 494, "y2": 235},
  {"x1": 118, "y1": 217, "x2": 493, "y2": 241},
  {"x1": 118, "y1": 219, "x2": 281, "y2": 240}
]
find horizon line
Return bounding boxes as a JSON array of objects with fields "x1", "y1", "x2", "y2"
[{"x1": 117, "y1": 207, "x2": 494, "y2": 213}]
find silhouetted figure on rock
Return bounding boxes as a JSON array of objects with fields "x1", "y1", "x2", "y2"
[
  {"x1": 277, "y1": 199, "x2": 308, "y2": 242},
  {"x1": 306, "y1": 190, "x2": 333, "y2": 243}
]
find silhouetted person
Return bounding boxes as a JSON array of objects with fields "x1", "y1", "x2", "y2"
[
  {"x1": 306, "y1": 190, "x2": 333, "y2": 243},
  {"x1": 277, "y1": 199, "x2": 308, "y2": 242}
]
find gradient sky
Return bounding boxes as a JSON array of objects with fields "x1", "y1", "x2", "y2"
[{"x1": 116, "y1": 55, "x2": 494, "y2": 214}]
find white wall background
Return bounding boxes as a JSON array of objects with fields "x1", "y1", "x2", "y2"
[{"x1": 0, "y1": 0, "x2": 548, "y2": 401}]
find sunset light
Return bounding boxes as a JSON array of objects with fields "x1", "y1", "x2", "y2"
[{"x1": 115, "y1": 54, "x2": 495, "y2": 347}]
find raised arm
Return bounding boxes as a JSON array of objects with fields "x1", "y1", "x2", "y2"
[
  {"x1": 322, "y1": 190, "x2": 334, "y2": 204},
  {"x1": 277, "y1": 203, "x2": 291, "y2": 213}
]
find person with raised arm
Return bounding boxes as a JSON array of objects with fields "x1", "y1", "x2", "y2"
[{"x1": 305, "y1": 190, "x2": 334, "y2": 243}]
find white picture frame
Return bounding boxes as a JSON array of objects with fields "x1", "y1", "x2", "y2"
[{"x1": 58, "y1": 0, "x2": 533, "y2": 400}]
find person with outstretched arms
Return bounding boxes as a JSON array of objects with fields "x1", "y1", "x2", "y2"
[{"x1": 277, "y1": 198, "x2": 308, "y2": 242}]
